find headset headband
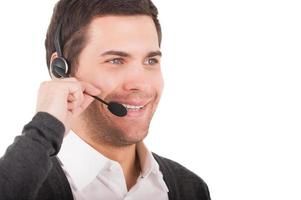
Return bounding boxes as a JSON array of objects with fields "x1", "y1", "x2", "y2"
[{"x1": 54, "y1": 19, "x2": 63, "y2": 58}]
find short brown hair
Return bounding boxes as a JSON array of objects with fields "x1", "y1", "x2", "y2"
[{"x1": 45, "y1": 0, "x2": 162, "y2": 75}]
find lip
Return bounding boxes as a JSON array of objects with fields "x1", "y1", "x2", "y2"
[
  {"x1": 117, "y1": 100, "x2": 150, "y2": 107},
  {"x1": 125, "y1": 102, "x2": 149, "y2": 117},
  {"x1": 110, "y1": 99, "x2": 151, "y2": 117}
]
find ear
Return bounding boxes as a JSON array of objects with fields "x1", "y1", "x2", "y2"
[{"x1": 50, "y1": 52, "x2": 59, "y2": 63}]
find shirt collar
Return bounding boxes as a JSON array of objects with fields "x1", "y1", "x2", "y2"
[{"x1": 58, "y1": 131, "x2": 168, "y2": 192}]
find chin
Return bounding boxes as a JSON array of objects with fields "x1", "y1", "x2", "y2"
[
  {"x1": 114, "y1": 123, "x2": 150, "y2": 145},
  {"x1": 81, "y1": 100, "x2": 154, "y2": 146}
]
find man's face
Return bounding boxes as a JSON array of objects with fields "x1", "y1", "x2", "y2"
[{"x1": 75, "y1": 15, "x2": 163, "y2": 146}]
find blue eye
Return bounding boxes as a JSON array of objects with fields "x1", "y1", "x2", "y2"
[
  {"x1": 107, "y1": 58, "x2": 124, "y2": 64},
  {"x1": 145, "y1": 58, "x2": 159, "y2": 65}
]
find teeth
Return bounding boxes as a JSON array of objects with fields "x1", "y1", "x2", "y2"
[{"x1": 122, "y1": 104, "x2": 144, "y2": 110}]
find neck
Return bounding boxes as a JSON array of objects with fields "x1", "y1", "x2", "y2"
[{"x1": 71, "y1": 127, "x2": 141, "y2": 190}]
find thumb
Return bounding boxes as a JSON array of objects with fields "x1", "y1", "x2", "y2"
[{"x1": 70, "y1": 81, "x2": 101, "y2": 117}]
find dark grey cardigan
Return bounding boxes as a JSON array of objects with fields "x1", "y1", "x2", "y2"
[{"x1": 0, "y1": 112, "x2": 210, "y2": 200}]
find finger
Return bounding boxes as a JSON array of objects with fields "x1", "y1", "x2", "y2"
[
  {"x1": 80, "y1": 81, "x2": 101, "y2": 96},
  {"x1": 59, "y1": 77, "x2": 78, "y2": 82},
  {"x1": 81, "y1": 94, "x2": 95, "y2": 110},
  {"x1": 67, "y1": 101, "x2": 76, "y2": 111},
  {"x1": 60, "y1": 79, "x2": 100, "y2": 97},
  {"x1": 67, "y1": 82, "x2": 83, "y2": 95},
  {"x1": 67, "y1": 93, "x2": 76, "y2": 102},
  {"x1": 72, "y1": 95, "x2": 95, "y2": 116},
  {"x1": 67, "y1": 100, "x2": 83, "y2": 111},
  {"x1": 70, "y1": 89, "x2": 84, "y2": 110}
]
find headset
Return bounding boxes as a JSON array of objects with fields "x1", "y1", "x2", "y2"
[
  {"x1": 50, "y1": 20, "x2": 69, "y2": 78},
  {"x1": 49, "y1": 9, "x2": 127, "y2": 117}
]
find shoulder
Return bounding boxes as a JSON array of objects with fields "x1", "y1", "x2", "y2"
[
  {"x1": 152, "y1": 152, "x2": 207, "y2": 184},
  {"x1": 36, "y1": 157, "x2": 73, "y2": 200},
  {"x1": 152, "y1": 153, "x2": 211, "y2": 200}
]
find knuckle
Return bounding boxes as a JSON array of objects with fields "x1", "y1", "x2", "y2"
[
  {"x1": 68, "y1": 77, "x2": 78, "y2": 82},
  {"x1": 74, "y1": 82, "x2": 83, "y2": 92}
]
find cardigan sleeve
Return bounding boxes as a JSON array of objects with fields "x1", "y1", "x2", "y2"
[{"x1": 0, "y1": 112, "x2": 65, "y2": 199}]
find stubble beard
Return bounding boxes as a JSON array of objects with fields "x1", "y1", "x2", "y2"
[{"x1": 80, "y1": 101, "x2": 153, "y2": 147}]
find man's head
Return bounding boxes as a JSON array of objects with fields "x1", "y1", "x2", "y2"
[
  {"x1": 45, "y1": 0, "x2": 164, "y2": 146},
  {"x1": 45, "y1": 0, "x2": 162, "y2": 75}
]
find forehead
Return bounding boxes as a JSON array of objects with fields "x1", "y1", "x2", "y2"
[{"x1": 85, "y1": 15, "x2": 159, "y2": 51}]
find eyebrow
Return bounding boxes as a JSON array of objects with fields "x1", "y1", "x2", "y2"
[
  {"x1": 100, "y1": 50, "x2": 162, "y2": 58},
  {"x1": 101, "y1": 50, "x2": 130, "y2": 57},
  {"x1": 147, "y1": 51, "x2": 162, "y2": 57}
]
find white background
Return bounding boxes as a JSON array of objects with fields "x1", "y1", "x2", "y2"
[{"x1": 0, "y1": 1, "x2": 300, "y2": 200}]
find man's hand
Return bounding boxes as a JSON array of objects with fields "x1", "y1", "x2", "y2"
[{"x1": 36, "y1": 78, "x2": 100, "y2": 133}]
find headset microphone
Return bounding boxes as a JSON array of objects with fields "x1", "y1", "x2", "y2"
[{"x1": 50, "y1": 20, "x2": 127, "y2": 117}]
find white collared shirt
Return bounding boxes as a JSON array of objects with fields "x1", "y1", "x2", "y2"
[{"x1": 58, "y1": 131, "x2": 169, "y2": 200}]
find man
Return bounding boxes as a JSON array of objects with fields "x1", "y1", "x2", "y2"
[{"x1": 0, "y1": 0, "x2": 210, "y2": 199}]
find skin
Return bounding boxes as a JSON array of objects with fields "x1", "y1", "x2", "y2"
[{"x1": 38, "y1": 15, "x2": 164, "y2": 190}]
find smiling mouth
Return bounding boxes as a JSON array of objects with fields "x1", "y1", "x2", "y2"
[{"x1": 122, "y1": 104, "x2": 145, "y2": 111}]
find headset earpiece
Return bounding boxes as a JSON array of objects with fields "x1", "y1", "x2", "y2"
[
  {"x1": 50, "y1": 57, "x2": 69, "y2": 78},
  {"x1": 51, "y1": 18, "x2": 69, "y2": 79}
]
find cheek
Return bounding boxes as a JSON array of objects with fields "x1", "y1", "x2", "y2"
[
  {"x1": 77, "y1": 62, "x2": 164, "y2": 97},
  {"x1": 94, "y1": 74, "x2": 123, "y2": 97},
  {"x1": 154, "y1": 71, "x2": 164, "y2": 94},
  {"x1": 76, "y1": 66, "x2": 122, "y2": 96}
]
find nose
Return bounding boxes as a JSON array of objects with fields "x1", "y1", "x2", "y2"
[{"x1": 122, "y1": 65, "x2": 151, "y2": 92}]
